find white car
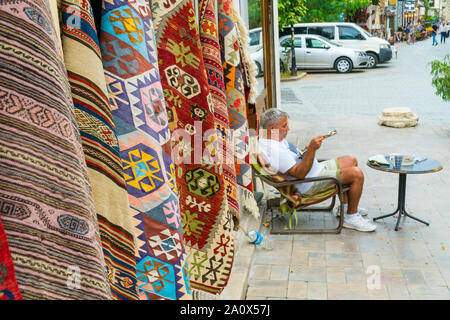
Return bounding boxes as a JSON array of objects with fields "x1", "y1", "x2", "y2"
[
  {"x1": 279, "y1": 22, "x2": 392, "y2": 68},
  {"x1": 249, "y1": 27, "x2": 262, "y2": 53},
  {"x1": 250, "y1": 48, "x2": 264, "y2": 76},
  {"x1": 279, "y1": 34, "x2": 369, "y2": 73}
]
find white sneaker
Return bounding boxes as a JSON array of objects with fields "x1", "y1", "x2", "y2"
[
  {"x1": 336, "y1": 206, "x2": 368, "y2": 217},
  {"x1": 358, "y1": 207, "x2": 369, "y2": 216},
  {"x1": 343, "y1": 213, "x2": 376, "y2": 232}
]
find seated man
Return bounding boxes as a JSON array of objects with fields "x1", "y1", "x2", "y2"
[{"x1": 258, "y1": 109, "x2": 376, "y2": 232}]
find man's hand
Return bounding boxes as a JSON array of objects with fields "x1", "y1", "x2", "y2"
[
  {"x1": 288, "y1": 135, "x2": 324, "y2": 180},
  {"x1": 308, "y1": 136, "x2": 324, "y2": 151}
]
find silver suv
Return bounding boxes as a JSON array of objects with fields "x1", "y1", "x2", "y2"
[{"x1": 279, "y1": 34, "x2": 369, "y2": 73}]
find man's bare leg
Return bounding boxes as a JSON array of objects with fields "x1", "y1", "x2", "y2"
[
  {"x1": 338, "y1": 166, "x2": 364, "y2": 214},
  {"x1": 336, "y1": 156, "x2": 358, "y2": 205}
]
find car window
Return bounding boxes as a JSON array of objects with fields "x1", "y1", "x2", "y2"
[
  {"x1": 280, "y1": 38, "x2": 291, "y2": 47},
  {"x1": 338, "y1": 26, "x2": 364, "y2": 40},
  {"x1": 305, "y1": 38, "x2": 327, "y2": 49},
  {"x1": 280, "y1": 37, "x2": 302, "y2": 48},
  {"x1": 249, "y1": 31, "x2": 260, "y2": 46},
  {"x1": 294, "y1": 26, "x2": 307, "y2": 35},
  {"x1": 318, "y1": 35, "x2": 341, "y2": 47},
  {"x1": 307, "y1": 26, "x2": 335, "y2": 40},
  {"x1": 280, "y1": 26, "x2": 307, "y2": 38}
]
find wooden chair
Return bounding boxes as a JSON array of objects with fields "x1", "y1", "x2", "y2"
[{"x1": 252, "y1": 153, "x2": 350, "y2": 234}]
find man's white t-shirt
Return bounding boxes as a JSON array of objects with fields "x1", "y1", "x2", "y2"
[{"x1": 259, "y1": 138, "x2": 324, "y2": 194}]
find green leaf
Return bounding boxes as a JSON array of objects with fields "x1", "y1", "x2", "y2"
[{"x1": 430, "y1": 55, "x2": 450, "y2": 102}]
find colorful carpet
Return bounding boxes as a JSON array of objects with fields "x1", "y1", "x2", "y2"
[
  {"x1": 233, "y1": 8, "x2": 259, "y2": 132},
  {"x1": 199, "y1": 0, "x2": 240, "y2": 221},
  {"x1": 152, "y1": 0, "x2": 236, "y2": 295},
  {"x1": 99, "y1": 0, "x2": 191, "y2": 300},
  {"x1": 60, "y1": 0, "x2": 138, "y2": 300},
  {"x1": 218, "y1": 0, "x2": 259, "y2": 217},
  {"x1": 0, "y1": 217, "x2": 21, "y2": 300},
  {"x1": 0, "y1": 0, "x2": 111, "y2": 299}
]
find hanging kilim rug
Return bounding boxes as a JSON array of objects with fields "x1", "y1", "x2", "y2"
[
  {"x1": 151, "y1": 0, "x2": 236, "y2": 295},
  {"x1": 199, "y1": 0, "x2": 240, "y2": 223},
  {"x1": 218, "y1": 0, "x2": 259, "y2": 218},
  {"x1": 60, "y1": 0, "x2": 139, "y2": 300},
  {"x1": 0, "y1": 0, "x2": 111, "y2": 299},
  {"x1": 232, "y1": 8, "x2": 259, "y2": 132},
  {"x1": 99, "y1": 0, "x2": 191, "y2": 300},
  {"x1": 0, "y1": 217, "x2": 22, "y2": 300}
]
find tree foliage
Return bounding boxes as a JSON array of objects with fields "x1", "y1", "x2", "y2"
[
  {"x1": 278, "y1": 0, "x2": 307, "y2": 30},
  {"x1": 430, "y1": 55, "x2": 450, "y2": 102},
  {"x1": 248, "y1": 0, "x2": 262, "y2": 29},
  {"x1": 299, "y1": 0, "x2": 375, "y2": 23},
  {"x1": 278, "y1": 0, "x2": 307, "y2": 76}
]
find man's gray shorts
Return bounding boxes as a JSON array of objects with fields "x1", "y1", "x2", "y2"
[{"x1": 304, "y1": 158, "x2": 340, "y2": 195}]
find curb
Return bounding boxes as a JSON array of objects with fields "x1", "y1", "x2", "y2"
[{"x1": 280, "y1": 71, "x2": 307, "y2": 82}]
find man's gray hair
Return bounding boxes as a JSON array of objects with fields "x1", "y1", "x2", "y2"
[{"x1": 260, "y1": 108, "x2": 289, "y2": 129}]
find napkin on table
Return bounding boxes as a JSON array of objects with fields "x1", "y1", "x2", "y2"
[{"x1": 368, "y1": 154, "x2": 390, "y2": 166}]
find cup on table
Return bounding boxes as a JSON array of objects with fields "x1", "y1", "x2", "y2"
[{"x1": 390, "y1": 153, "x2": 403, "y2": 169}]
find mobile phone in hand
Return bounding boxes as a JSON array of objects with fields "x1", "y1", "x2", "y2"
[{"x1": 324, "y1": 129, "x2": 337, "y2": 139}]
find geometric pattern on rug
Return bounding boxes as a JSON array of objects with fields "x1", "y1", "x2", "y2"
[
  {"x1": 151, "y1": 0, "x2": 234, "y2": 295},
  {"x1": 100, "y1": 0, "x2": 191, "y2": 300}
]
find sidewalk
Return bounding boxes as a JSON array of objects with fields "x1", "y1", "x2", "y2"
[{"x1": 221, "y1": 113, "x2": 450, "y2": 300}]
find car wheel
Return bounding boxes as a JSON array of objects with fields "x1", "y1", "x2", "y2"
[
  {"x1": 255, "y1": 61, "x2": 263, "y2": 77},
  {"x1": 335, "y1": 57, "x2": 352, "y2": 73},
  {"x1": 366, "y1": 53, "x2": 378, "y2": 68}
]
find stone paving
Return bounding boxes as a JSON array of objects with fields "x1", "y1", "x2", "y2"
[{"x1": 221, "y1": 38, "x2": 450, "y2": 300}]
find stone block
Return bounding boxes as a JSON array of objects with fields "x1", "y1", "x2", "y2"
[{"x1": 378, "y1": 107, "x2": 419, "y2": 128}]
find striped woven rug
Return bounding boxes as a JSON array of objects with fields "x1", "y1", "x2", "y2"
[
  {"x1": 60, "y1": 0, "x2": 138, "y2": 300},
  {"x1": 0, "y1": 0, "x2": 111, "y2": 299},
  {"x1": 99, "y1": 0, "x2": 191, "y2": 300}
]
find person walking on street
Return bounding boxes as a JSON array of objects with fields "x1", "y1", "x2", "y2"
[
  {"x1": 405, "y1": 24, "x2": 410, "y2": 44},
  {"x1": 445, "y1": 23, "x2": 449, "y2": 42},
  {"x1": 410, "y1": 23, "x2": 416, "y2": 44},
  {"x1": 432, "y1": 23, "x2": 439, "y2": 46},
  {"x1": 439, "y1": 22, "x2": 446, "y2": 44}
]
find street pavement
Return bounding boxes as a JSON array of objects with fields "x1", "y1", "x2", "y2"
[{"x1": 221, "y1": 37, "x2": 450, "y2": 300}]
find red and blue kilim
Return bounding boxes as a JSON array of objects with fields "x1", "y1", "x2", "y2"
[
  {"x1": 99, "y1": 0, "x2": 191, "y2": 300},
  {"x1": 152, "y1": 0, "x2": 236, "y2": 295}
]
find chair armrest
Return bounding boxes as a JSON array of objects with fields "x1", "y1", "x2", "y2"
[{"x1": 258, "y1": 174, "x2": 344, "y2": 192}]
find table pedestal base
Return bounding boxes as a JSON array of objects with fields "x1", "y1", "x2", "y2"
[{"x1": 373, "y1": 173, "x2": 429, "y2": 231}]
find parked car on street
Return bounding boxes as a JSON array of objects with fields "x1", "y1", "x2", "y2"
[
  {"x1": 249, "y1": 27, "x2": 262, "y2": 53},
  {"x1": 250, "y1": 47, "x2": 287, "y2": 77},
  {"x1": 279, "y1": 22, "x2": 392, "y2": 68},
  {"x1": 279, "y1": 34, "x2": 368, "y2": 73},
  {"x1": 250, "y1": 47, "x2": 264, "y2": 76}
]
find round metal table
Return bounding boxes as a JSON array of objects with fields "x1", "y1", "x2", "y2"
[{"x1": 367, "y1": 156, "x2": 443, "y2": 231}]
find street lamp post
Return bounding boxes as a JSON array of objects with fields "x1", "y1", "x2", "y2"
[{"x1": 290, "y1": 25, "x2": 297, "y2": 76}]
